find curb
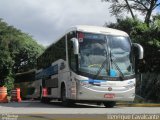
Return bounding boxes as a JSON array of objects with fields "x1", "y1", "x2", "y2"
[{"x1": 117, "y1": 103, "x2": 160, "y2": 107}]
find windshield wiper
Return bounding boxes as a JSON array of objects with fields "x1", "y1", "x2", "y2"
[
  {"x1": 94, "y1": 43, "x2": 109, "y2": 79},
  {"x1": 94, "y1": 54, "x2": 125, "y2": 80},
  {"x1": 94, "y1": 58, "x2": 108, "y2": 79},
  {"x1": 110, "y1": 51, "x2": 125, "y2": 80}
]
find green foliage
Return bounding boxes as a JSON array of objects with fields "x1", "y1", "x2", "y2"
[
  {"x1": 0, "y1": 45, "x2": 14, "y2": 85},
  {"x1": 10, "y1": 33, "x2": 44, "y2": 72},
  {"x1": 107, "y1": 17, "x2": 140, "y2": 35},
  {"x1": 0, "y1": 19, "x2": 44, "y2": 87},
  {"x1": 136, "y1": 73, "x2": 160, "y2": 102},
  {"x1": 4, "y1": 74, "x2": 14, "y2": 95},
  {"x1": 152, "y1": 14, "x2": 160, "y2": 30}
]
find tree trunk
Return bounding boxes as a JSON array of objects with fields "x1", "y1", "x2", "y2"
[
  {"x1": 145, "y1": 11, "x2": 152, "y2": 26},
  {"x1": 124, "y1": 0, "x2": 135, "y2": 20},
  {"x1": 144, "y1": 0, "x2": 155, "y2": 26}
]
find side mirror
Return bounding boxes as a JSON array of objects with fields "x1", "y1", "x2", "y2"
[
  {"x1": 71, "y1": 38, "x2": 79, "y2": 55},
  {"x1": 132, "y1": 43, "x2": 144, "y2": 59}
]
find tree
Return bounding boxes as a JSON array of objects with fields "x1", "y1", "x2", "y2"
[
  {"x1": 102, "y1": 0, "x2": 160, "y2": 26},
  {"x1": 152, "y1": 13, "x2": 160, "y2": 28},
  {"x1": 0, "y1": 19, "x2": 44, "y2": 87},
  {"x1": 9, "y1": 34, "x2": 44, "y2": 73}
]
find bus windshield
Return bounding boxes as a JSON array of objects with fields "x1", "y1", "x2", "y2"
[{"x1": 78, "y1": 32, "x2": 134, "y2": 79}]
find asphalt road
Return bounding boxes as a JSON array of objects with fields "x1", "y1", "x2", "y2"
[{"x1": 0, "y1": 100, "x2": 160, "y2": 120}]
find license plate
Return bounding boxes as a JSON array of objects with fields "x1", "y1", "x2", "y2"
[{"x1": 104, "y1": 94, "x2": 115, "y2": 98}]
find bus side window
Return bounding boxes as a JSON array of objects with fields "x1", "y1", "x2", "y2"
[{"x1": 67, "y1": 32, "x2": 77, "y2": 72}]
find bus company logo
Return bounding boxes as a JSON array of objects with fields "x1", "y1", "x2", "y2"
[
  {"x1": 1, "y1": 114, "x2": 18, "y2": 120},
  {"x1": 108, "y1": 87, "x2": 112, "y2": 91}
]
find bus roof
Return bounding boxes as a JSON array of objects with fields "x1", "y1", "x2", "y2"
[
  {"x1": 48, "y1": 25, "x2": 129, "y2": 48},
  {"x1": 67, "y1": 25, "x2": 129, "y2": 37},
  {"x1": 39, "y1": 25, "x2": 129, "y2": 59}
]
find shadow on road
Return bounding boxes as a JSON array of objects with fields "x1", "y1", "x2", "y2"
[{"x1": 0, "y1": 100, "x2": 119, "y2": 108}]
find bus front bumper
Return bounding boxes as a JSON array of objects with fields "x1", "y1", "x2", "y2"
[{"x1": 76, "y1": 85, "x2": 135, "y2": 102}]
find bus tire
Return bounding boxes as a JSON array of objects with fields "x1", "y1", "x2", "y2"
[
  {"x1": 103, "y1": 101, "x2": 116, "y2": 108},
  {"x1": 61, "y1": 85, "x2": 72, "y2": 106}
]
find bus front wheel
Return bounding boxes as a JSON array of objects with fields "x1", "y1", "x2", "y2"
[
  {"x1": 61, "y1": 86, "x2": 72, "y2": 106},
  {"x1": 103, "y1": 101, "x2": 116, "y2": 108}
]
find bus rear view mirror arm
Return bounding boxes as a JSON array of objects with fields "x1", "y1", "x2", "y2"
[
  {"x1": 133, "y1": 43, "x2": 144, "y2": 59},
  {"x1": 71, "y1": 38, "x2": 79, "y2": 55}
]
